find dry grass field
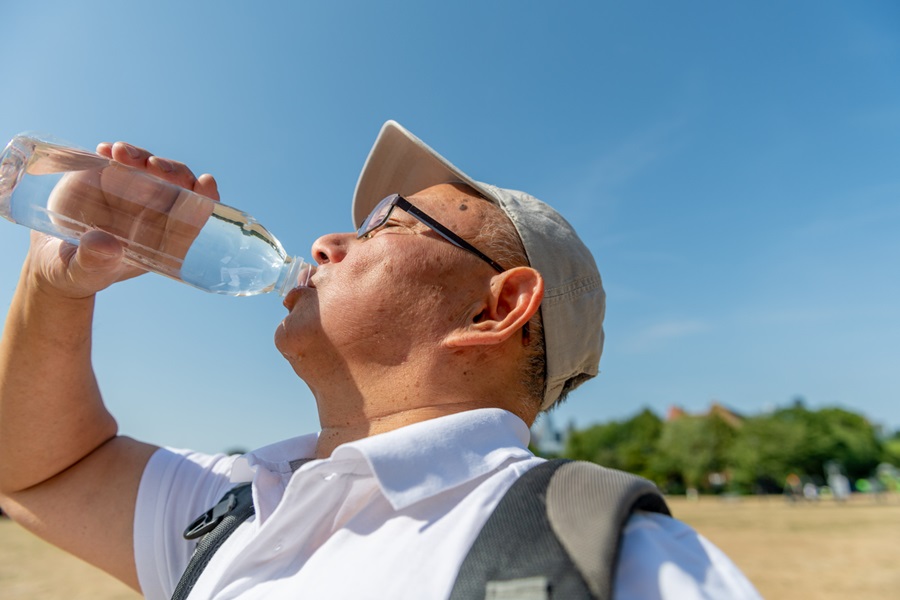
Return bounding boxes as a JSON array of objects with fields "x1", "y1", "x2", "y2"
[
  {"x1": 669, "y1": 493, "x2": 900, "y2": 599},
  {"x1": 0, "y1": 516, "x2": 140, "y2": 600},
  {"x1": 1, "y1": 493, "x2": 898, "y2": 598}
]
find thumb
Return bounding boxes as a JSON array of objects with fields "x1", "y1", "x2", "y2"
[{"x1": 66, "y1": 230, "x2": 127, "y2": 289}]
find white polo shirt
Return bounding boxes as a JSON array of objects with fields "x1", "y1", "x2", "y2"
[{"x1": 134, "y1": 408, "x2": 761, "y2": 599}]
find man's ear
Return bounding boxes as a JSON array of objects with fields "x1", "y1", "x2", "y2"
[{"x1": 444, "y1": 267, "x2": 544, "y2": 348}]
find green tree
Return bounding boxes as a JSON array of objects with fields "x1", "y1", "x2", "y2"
[
  {"x1": 563, "y1": 400, "x2": 887, "y2": 496},
  {"x1": 727, "y1": 404, "x2": 883, "y2": 492},
  {"x1": 726, "y1": 413, "x2": 806, "y2": 493},
  {"x1": 776, "y1": 404, "x2": 882, "y2": 481},
  {"x1": 649, "y1": 413, "x2": 737, "y2": 494},
  {"x1": 814, "y1": 407, "x2": 882, "y2": 480},
  {"x1": 883, "y1": 430, "x2": 900, "y2": 466},
  {"x1": 564, "y1": 408, "x2": 662, "y2": 479}
]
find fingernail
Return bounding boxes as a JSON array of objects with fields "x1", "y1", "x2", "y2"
[
  {"x1": 153, "y1": 157, "x2": 175, "y2": 173},
  {"x1": 121, "y1": 143, "x2": 141, "y2": 159}
]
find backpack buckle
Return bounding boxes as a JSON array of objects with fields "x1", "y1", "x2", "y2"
[{"x1": 183, "y1": 488, "x2": 241, "y2": 540}]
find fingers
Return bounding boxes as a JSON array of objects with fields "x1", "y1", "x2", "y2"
[
  {"x1": 96, "y1": 142, "x2": 114, "y2": 159},
  {"x1": 95, "y1": 141, "x2": 218, "y2": 200},
  {"x1": 112, "y1": 141, "x2": 198, "y2": 190},
  {"x1": 194, "y1": 173, "x2": 220, "y2": 201}
]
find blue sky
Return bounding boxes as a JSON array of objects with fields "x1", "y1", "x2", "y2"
[{"x1": 0, "y1": 2, "x2": 897, "y2": 453}]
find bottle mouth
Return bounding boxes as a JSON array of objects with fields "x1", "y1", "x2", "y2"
[{"x1": 275, "y1": 256, "x2": 313, "y2": 298}]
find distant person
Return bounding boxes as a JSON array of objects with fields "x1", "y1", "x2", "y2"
[
  {"x1": 828, "y1": 473, "x2": 851, "y2": 503},
  {"x1": 803, "y1": 482, "x2": 819, "y2": 502},
  {"x1": 0, "y1": 121, "x2": 762, "y2": 598},
  {"x1": 785, "y1": 472, "x2": 803, "y2": 503}
]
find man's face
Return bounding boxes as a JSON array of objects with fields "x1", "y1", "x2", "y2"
[{"x1": 275, "y1": 183, "x2": 497, "y2": 378}]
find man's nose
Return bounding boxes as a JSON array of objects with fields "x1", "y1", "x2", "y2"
[{"x1": 310, "y1": 232, "x2": 354, "y2": 265}]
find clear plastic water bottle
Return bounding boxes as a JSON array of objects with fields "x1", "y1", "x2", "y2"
[{"x1": 0, "y1": 133, "x2": 309, "y2": 297}]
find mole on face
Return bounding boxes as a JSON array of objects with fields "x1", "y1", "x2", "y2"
[{"x1": 458, "y1": 203, "x2": 469, "y2": 212}]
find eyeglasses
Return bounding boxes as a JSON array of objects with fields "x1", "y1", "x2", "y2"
[{"x1": 357, "y1": 193, "x2": 505, "y2": 273}]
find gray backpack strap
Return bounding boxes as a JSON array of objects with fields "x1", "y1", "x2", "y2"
[
  {"x1": 448, "y1": 459, "x2": 670, "y2": 600},
  {"x1": 171, "y1": 483, "x2": 255, "y2": 600},
  {"x1": 547, "y1": 461, "x2": 671, "y2": 598}
]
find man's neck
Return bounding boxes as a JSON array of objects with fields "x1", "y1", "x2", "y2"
[
  {"x1": 314, "y1": 402, "x2": 490, "y2": 459},
  {"x1": 305, "y1": 350, "x2": 537, "y2": 459}
]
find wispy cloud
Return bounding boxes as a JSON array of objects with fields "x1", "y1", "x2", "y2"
[
  {"x1": 574, "y1": 118, "x2": 686, "y2": 205},
  {"x1": 738, "y1": 306, "x2": 843, "y2": 327},
  {"x1": 554, "y1": 117, "x2": 690, "y2": 256},
  {"x1": 794, "y1": 183, "x2": 900, "y2": 241},
  {"x1": 549, "y1": 117, "x2": 688, "y2": 231},
  {"x1": 619, "y1": 318, "x2": 711, "y2": 354}
]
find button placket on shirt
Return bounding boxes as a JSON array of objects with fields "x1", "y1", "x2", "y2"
[{"x1": 252, "y1": 459, "x2": 373, "y2": 563}]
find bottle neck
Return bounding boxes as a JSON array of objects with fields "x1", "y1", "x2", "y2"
[{"x1": 275, "y1": 256, "x2": 310, "y2": 298}]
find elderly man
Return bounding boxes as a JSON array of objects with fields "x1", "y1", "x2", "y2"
[{"x1": 0, "y1": 121, "x2": 760, "y2": 599}]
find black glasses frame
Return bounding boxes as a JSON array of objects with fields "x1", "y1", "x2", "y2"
[{"x1": 357, "y1": 193, "x2": 505, "y2": 273}]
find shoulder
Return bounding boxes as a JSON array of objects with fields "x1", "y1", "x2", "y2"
[
  {"x1": 135, "y1": 447, "x2": 242, "y2": 599},
  {"x1": 140, "y1": 447, "x2": 240, "y2": 503},
  {"x1": 614, "y1": 511, "x2": 762, "y2": 600}
]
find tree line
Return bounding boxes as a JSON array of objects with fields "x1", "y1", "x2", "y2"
[{"x1": 552, "y1": 399, "x2": 900, "y2": 495}]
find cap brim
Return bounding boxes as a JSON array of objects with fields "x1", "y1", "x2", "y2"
[{"x1": 352, "y1": 121, "x2": 494, "y2": 228}]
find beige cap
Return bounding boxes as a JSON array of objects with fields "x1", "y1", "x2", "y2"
[{"x1": 352, "y1": 121, "x2": 605, "y2": 410}]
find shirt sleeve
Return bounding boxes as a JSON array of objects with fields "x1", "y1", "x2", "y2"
[
  {"x1": 133, "y1": 446, "x2": 240, "y2": 600},
  {"x1": 613, "y1": 511, "x2": 763, "y2": 600}
]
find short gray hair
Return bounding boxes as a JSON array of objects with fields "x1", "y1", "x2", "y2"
[{"x1": 475, "y1": 199, "x2": 547, "y2": 411}]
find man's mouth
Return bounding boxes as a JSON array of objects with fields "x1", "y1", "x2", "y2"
[
  {"x1": 297, "y1": 263, "x2": 316, "y2": 288},
  {"x1": 283, "y1": 265, "x2": 316, "y2": 311}
]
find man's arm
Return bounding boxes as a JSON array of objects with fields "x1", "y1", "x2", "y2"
[{"x1": 0, "y1": 142, "x2": 219, "y2": 591}]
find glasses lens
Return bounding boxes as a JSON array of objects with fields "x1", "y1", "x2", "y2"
[{"x1": 359, "y1": 194, "x2": 397, "y2": 237}]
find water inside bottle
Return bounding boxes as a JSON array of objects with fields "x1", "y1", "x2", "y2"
[
  {"x1": 0, "y1": 136, "x2": 304, "y2": 296},
  {"x1": 181, "y1": 203, "x2": 295, "y2": 295}
]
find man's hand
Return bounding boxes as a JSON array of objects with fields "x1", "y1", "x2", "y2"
[
  {"x1": 0, "y1": 140, "x2": 220, "y2": 590},
  {"x1": 29, "y1": 141, "x2": 220, "y2": 299}
]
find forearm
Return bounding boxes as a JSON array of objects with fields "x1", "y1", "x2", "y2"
[
  {"x1": 0, "y1": 264, "x2": 117, "y2": 493},
  {"x1": 0, "y1": 142, "x2": 216, "y2": 588}
]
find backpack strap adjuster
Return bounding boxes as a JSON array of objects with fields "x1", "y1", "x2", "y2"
[{"x1": 183, "y1": 484, "x2": 250, "y2": 540}]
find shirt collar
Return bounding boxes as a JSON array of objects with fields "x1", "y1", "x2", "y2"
[
  {"x1": 232, "y1": 408, "x2": 533, "y2": 511},
  {"x1": 332, "y1": 408, "x2": 533, "y2": 509}
]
